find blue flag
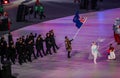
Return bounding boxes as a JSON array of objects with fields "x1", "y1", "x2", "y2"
[{"x1": 73, "y1": 11, "x2": 83, "y2": 29}]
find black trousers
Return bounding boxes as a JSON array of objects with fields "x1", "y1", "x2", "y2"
[
  {"x1": 34, "y1": 11, "x2": 38, "y2": 18},
  {"x1": 39, "y1": 12, "x2": 46, "y2": 19},
  {"x1": 46, "y1": 47, "x2": 52, "y2": 55},
  {"x1": 68, "y1": 51, "x2": 71, "y2": 58},
  {"x1": 51, "y1": 44, "x2": 57, "y2": 53},
  {"x1": 36, "y1": 49, "x2": 43, "y2": 57}
]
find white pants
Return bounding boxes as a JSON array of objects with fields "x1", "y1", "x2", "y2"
[
  {"x1": 92, "y1": 52, "x2": 97, "y2": 64},
  {"x1": 108, "y1": 52, "x2": 116, "y2": 59}
]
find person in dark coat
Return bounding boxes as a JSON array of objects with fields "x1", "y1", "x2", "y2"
[
  {"x1": 22, "y1": 40, "x2": 27, "y2": 63},
  {"x1": 38, "y1": 3, "x2": 46, "y2": 19},
  {"x1": 49, "y1": 30, "x2": 59, "y2": 53},
  {"x1": 27, "y1": 40, "x2": 36, "y2": 62},
  {"x1": 0, "y1": 36, "x2": 7, "y2": 63},
  {"x1": 8, "y1": 44, "x2": 16, "y2": 64},
  {"x1": 15, "y1": 38, "x2": 19, "y2": 60},
  {"x1": 22, "y1": 36, "x2": 25, "y2": 42},
  {"x1": 25, "y1": 35, "x2": 30, "y2": 62},
  {"x1": 25, "y1": 35, "x2": 29, "y2": 45},
  {"x1": 35, "y1": 34, "x2": 46, "y2": 57},
  {"x1": 6, "y1": 40, "x2": 14, "y2": 62},
  {"x1": 28, "y1": 33, "x2": 37, "y2": 59},
  {"x1": 8, "y1": 32, "x2": 13, "y2": 46},
  {"x1": 20, "y1": 36, "x2": 28, "y2": 63},
  {"x1": 17, "y1": 38, "x2": 24, "y2": 65},
  {"x1": 34, "y1": 4, "x2": 39, "y2": 18},
  {"x1": 45, "y1": 33, "x2": 52, "y2": 55},
  {"x1": 28, "y1": 6, "x2": 33, "y2": 19},
  {"x1": 16, "y1": 37, "x2": 26, "y2": 65},
  {"x1": 29, "y1": 33, "x2": 37, "y2": 43}
]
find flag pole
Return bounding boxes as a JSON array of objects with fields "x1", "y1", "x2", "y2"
[
  {"x1": 73, "y1": 28, "x2": 80, "y2": 39},
  {"x1": 73, "y1": 17, "x2": 87, "y2": 40}
]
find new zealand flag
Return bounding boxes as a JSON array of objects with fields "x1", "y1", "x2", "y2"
[{"x1": 73, "y1": 11, "x2": 85, "y2": 29}]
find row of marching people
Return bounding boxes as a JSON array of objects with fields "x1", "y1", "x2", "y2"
[
  {"x1": 0, "y1": 30, "x2": 59, "y2": 65},
  {"x1": 74, "y1": 0, "x2": 103, "y2": 11}
]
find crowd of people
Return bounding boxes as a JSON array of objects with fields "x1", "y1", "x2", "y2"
[
  {"x1": 27, "y1": 1, "x2": 46, "y2": 20},
  {"x1": 34, "y1": 3, "x2": 46, "y2": 19},
  {"x1": 16, "y1": 1, "x2": 46, "y2": 22},
  {"x1": 0, "y1": 30, "x2": 59, "y2": 65},
  {"x1": 74, "y1": 0, "x2": 103, "y2": 10}
]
